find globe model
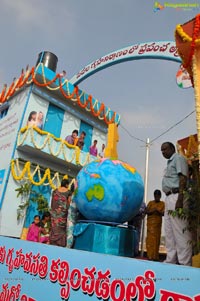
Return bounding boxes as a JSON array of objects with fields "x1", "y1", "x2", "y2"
[{"x1": 74, "y1": 158, "x2": 144, "y2": 223}]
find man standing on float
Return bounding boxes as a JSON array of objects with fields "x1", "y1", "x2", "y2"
[{"x1": 161, "y1": 142, "x2": 192, "y2": 266}]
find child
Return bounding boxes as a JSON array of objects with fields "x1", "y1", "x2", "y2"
[
  {"x1": 89, "y1": 140, "x2": 98, "y2": 156},
  {"x1": 77, "y1": 131, "x2": 86, "y2": 150},
  {"x1": 39, "y1": 211, "x2": 51, "y2": 244},
  {"x1": 26, "y1": 215, "x2": 41, "y2": 242},
  {"x1": 99, "y1": 143, "x2": 105, "y2": 158}
]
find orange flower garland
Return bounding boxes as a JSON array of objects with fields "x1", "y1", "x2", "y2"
[
  {"x1": 32, "y1": 71, "x2": 60, "y2": 87},
  {"x1": 59, "y1": 83, "x2": 78, "y2": 100},
  {"x1": 0, "y1": 64, "x2": 120, "y2": 125},
  {"x1": 176, "y1": 14, "x2": 200, "y2": 69},
  {"x1": 184, "y1": 14, "x2": 200, "y2": 69}
]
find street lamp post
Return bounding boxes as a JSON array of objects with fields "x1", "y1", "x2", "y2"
[{"x1": 140, "y1": 137, "x2": 150, "y2": 257}]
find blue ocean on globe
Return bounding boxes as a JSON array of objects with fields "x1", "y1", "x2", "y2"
[{"x1": 74, "y1": 158, "x2": 144, "y2": 223}]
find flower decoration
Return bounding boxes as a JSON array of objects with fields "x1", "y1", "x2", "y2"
[
  {"x1": 11, "y1": 159, "x2": 62, "y2": 189},
  {"x1": 0, "y1": 64, "x2": 120, "y2": 125},
  {"x1": 17, "y1": 126, "x2": 95, "y2": 166}
]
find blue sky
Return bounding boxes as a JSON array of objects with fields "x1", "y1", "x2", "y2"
[{"x1": 0, "y1": 0, "x2": 197, "y2": 201}]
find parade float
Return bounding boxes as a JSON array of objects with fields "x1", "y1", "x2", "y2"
[
  {"x1": 0, "y1": 51, "x2": 121, "y2": 238},
  {"x1": 175, "y1": 14, "x2": 200, "y2": 269},
  {"x1": 0, "y1": 29, "x2": 199, "y2": 300}
]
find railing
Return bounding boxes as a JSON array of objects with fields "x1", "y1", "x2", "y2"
[{"x1": 17, "y1": 126, "x2": 97, "y2": 166}]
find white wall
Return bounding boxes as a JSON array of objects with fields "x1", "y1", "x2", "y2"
[
  {"x1": 0, "y1": 175, "x2": 25, "y2": 237},
  {"x1": 0, "y1": 88, "x2": 31, "y2": 236},
  {"x1": 0, "y1": 89, "x2": 29, "y2": 205}
]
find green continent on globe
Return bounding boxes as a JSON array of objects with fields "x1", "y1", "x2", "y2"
[{"x1": 85, "y1": 184, "x2": 104, "y2": 202}]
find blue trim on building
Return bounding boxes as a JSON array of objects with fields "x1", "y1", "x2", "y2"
[
  {"x1": 38, "y1": 52, "x2": 44, "y2": 64},
  {"x1": 0, "y1": 85, "x2": 33, "y2": 209},
  {"x1": 32, "y1": 86, "x2": 108, "y2": 134},
  {"x1": 35, "y1": 64, "x2": 120, "y2": 125}
]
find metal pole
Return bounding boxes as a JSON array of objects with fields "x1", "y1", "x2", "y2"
[{"x1": 140, "y1": 138, "x2": 150, "y2": 257}]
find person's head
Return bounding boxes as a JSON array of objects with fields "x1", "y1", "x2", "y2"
[
  {"x1": 61, "y1": 179, "x2": 69, "y2": 188},
  {"x1": 38, "y1": 111, "x2": 44, "y2": 121},
  {"x1": 102, "y1": 143, "x2": 105, "y2": 150},
  {"x1": 161, "y1": 142, "x2": 176, "y2": 159},
  {"x1": 80, "y1": 131, "x2": 86, "y2": 139},
  {"x1": 42, "y1": 211, "x2": 51, "y2": 222},
  {"x1": 28, "y1": 111, "x2": 37, "y2": 121},
  {"x1": 33, "y1": 215, "x2": 40, "y2": 225},
  {"x1": 94, "y1": 140, "x2": 97, "y2": 146},
  {"x1": 154, "y1": 189, "x2": 161, "y2": 202},
  {"x1": 72, "y1": 129, "x2": 78, "y2": 138}
]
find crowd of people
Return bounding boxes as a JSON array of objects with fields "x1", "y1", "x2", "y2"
[
  {"x1": 26, "y1": 114, "x2": 106, "y2": 157},
  {"x1": 127, "y1": 141, "x2": 193, "y2": 265},
  {"x1": 65, "y1": 129, "x2": 106, "y2": 157},
  {"x1": 26, "y1": 140, "x2": 194, "y2": 266}
]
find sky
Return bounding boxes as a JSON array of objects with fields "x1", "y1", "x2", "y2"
[{"x1": 0, "y1": 0, "x2": 198, "y2": 202}]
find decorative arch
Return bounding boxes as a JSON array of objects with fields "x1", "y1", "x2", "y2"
[{"x1": 70, "y1": 41, "x2": 181, "y2": 85}]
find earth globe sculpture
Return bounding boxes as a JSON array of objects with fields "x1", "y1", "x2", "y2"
[{"x1": 74, "y1": 158, "x2": 144, "y2": 223}]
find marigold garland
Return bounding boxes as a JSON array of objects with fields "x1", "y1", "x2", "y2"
[
  {"x1": 175, "y1": 14, "x2": 200, "y2": 69},
  {"x1": 11, "y1": 159, "x2": 61, "y2": 189},
  {"x1": 0, "y1": 63, "x2": 120, "y2": 125},
  {"x1": 191, "y1": 54, "x2": 200, "y2": 159},
  {"x1": 17, "y1": 126, "x2": 98, "y2": 166}
]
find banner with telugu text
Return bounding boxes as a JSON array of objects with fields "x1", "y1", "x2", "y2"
[{"x1": 0, "y1": 236, "x2": 199, "y2": 301}]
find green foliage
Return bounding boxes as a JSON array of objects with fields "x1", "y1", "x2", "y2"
[
  {"x1": 168, "y1": 160, "x2": 200, "y2": 255},
  {"x1": 30, "y1": 192, "x2": 49, "y2": 213},
  {"x1": 15, "y1": 182, "x2": 49, "y2": 221},
  {"x1": 15, "y1": 183, "x2": 32, "y2": 198}
]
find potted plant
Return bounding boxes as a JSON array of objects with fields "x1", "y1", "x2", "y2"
[{"x1": 16, "y1": 181, "x2": 49, "y2": 224}]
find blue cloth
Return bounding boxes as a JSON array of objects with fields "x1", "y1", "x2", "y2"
[{"x1": 73, "y1": 222, "x2": 136, "y2": 257}]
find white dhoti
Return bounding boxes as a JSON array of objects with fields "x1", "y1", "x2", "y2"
[{"x1": 164, "y1": 193, "x2": 192, "y2": 266}]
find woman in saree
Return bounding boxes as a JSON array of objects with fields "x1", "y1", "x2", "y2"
[
  {"x1": 49, "y1": 179, "x2": 72, "y2": 247},
  {"x1": 146, "y1": 189, "x2": 165, "y2": 261}
]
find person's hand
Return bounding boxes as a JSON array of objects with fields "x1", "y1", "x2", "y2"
[{"x1": 175, "y1": 193, "x2": 184, "y2": 209}]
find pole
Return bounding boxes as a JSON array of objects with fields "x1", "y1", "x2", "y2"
[
  {"x1": 192, "y1": 54, "x2": 200, "y2": 162},
  {"x1": 140, "y1": 138, "x2": 150, "y2": 257}
]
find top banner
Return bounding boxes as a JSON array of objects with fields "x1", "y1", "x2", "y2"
[{"x1": 70, "y1": 41, "x2": 181, "y2": 85}]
